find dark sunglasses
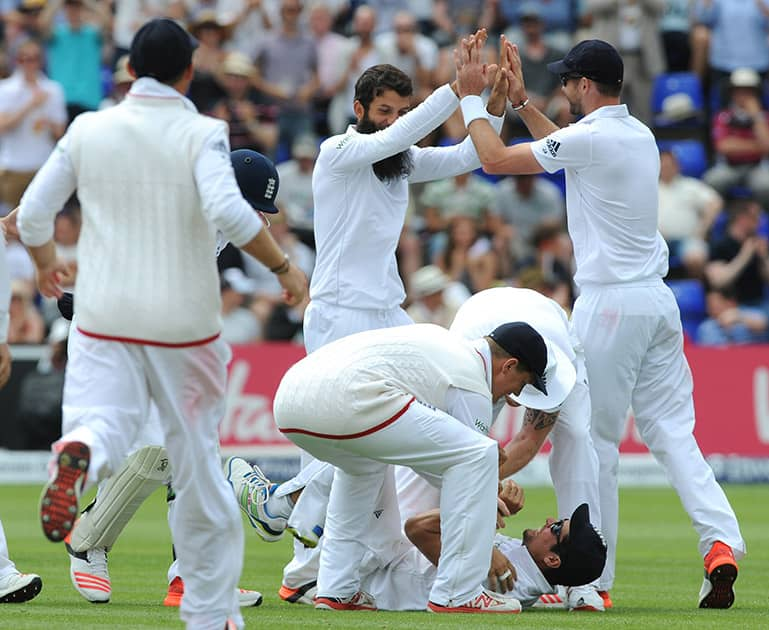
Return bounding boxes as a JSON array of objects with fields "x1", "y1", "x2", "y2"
[
  {"x1": 550, "y1": 519, "x2": 565, "y2": 549},
  {"x1": 560, "y1": 73, "x2": 583, "y2": 86}
]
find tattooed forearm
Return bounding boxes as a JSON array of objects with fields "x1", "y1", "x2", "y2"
[{"x1": 523, "y1": 408, "x2": 559, "y2": 430}]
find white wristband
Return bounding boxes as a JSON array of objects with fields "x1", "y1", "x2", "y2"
[{"x1": 460, "y1": 95, "x2": 487, "y2": 128}]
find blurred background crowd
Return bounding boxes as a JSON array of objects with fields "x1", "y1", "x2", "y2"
[{"x1": 2, "y1": 0, "x2": 769, "y2": 382}]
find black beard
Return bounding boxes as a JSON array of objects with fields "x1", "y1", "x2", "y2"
[{"x1": 357, "y1": 115, "x2": 413, "y2": 183}]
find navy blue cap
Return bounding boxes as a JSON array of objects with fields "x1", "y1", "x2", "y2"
[
  {"x1": 549, "y1": 503, "x2": 607, "y2": 587},
  {"x1": 547, "y1": 39, "x2": 623, "y2": 86},
  {"x1": 231, "y1": 149, "x2": 280, "y2": 213},
  {"x1": 489, "y1": 322, "x2": 548, "y2": 394},
  {"x1": 129, "y1": 18, "x2": 198, "y2": 83}
]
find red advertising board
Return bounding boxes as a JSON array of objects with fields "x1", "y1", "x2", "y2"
[{"x1": 221, "y1": 342, "x2": 769, "y2": 460}]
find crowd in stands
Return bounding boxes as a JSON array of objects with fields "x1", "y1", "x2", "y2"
[{"x1": 1, "y1": 0, "x2": 768, "y2": 351}]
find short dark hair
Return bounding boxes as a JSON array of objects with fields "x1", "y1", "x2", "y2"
[
  {"x1": 594, "y1": 80, "x2": 622, "y2": 97},
  {"x1": 354, "y1": 64, "x2": 412, "y2": 111},
  {"x1": 129, "y1": 18, "x2": 197, "y2": 85}
]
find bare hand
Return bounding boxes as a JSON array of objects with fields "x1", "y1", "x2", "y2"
[
  {"x1": 1, "y1": 207, "x2": 19, "y2": 240},
  {"x1": 503, "y1": 37, "x2": 528, "y2": 105},
  {"x1": 455, "y1": 29, "x2": 488, "y2": 98},
  {"x1": 0, "y1": 344, "x2": 11, "y2": 389},
  {"x1": 487, "y1": 40, "x2": 510, "y2": 115},
  {"x1": 498, "y1": 479, "x2": 525, "y2": 515},
  {"x1": 277, "y1": 263, "x2": 308, "y2": 306},
  {"x1": 488, "y1": 547, "x2": 516, "y2": 593},
  {"x1": 498, "y1": 442, "x2": 507, "y2": 467},
  {"x1": 34, "y1": 258, "x2": 73, "y2": 299}
]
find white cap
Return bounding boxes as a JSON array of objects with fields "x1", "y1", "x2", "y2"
[
  {"x1": 410, "y1": 265, "x2": 449, "y2": 298},
  {"x1": 507, "y1": 339, "x2": 576, "y2": 411},
  {"x1": 730, "y1": 67, "x2": 761, "y2": 88}
]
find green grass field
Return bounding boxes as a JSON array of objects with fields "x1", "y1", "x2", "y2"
[{"x1": 0, "y1": 483, "x2": 766, "y2": 629}]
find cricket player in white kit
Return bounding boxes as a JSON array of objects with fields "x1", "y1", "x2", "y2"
[
  {"x1": 396, "y1": 286, "x2": 604, "y2": 610},
  {"x1": 277, "y1": 37, "x2": 508, "y2": 595},
  {"x1": 274, "y1": 322, "x2": 570, "y2": 613},
  {"x1": 455, "y1": 34, "x2": 745, "y2": 609},
  {"x1": 0, "y1": 225, "x2": 43, "y2": 604},
  {"x1": 17, "y1": 19, "x2": 306, "y2": 630}
]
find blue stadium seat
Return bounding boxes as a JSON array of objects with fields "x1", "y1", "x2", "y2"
[
  {"x1": 658, "y1": 139, "x2": 708, "y2": 179},
  {"x1": 651, "y1": 72, "x2": 704, "y2": 115},
  {"x1": 666, "y1": 279, "x2": 707, "y2": 338}
]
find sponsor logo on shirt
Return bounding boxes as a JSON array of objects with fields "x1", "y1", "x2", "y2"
[
  {"x1": 545, "y1": 138, "x2": 561, "y2": 157},
  {"x1": 475, "y1": 418, "x2": 489, "y2": 434},
  {"x1": 336, "y1": 135, "x2": 352, "y2": 150},
  {"x1": 374, "y1": 509, "x2": 383, "y2": 519}
]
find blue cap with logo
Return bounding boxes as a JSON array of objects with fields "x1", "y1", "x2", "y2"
[
  {"x1": 231, "y1": 149, "x2": 280, "y2": 214},
  {"x1": 547, "y1": 39, "x2": 623, "y2": 86}
]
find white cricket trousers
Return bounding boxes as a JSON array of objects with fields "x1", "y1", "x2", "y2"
[
  {"x1": 282, "y1": 300, "x2": 414, "y2": 587},
  {"x1": 572, "y1": 280, "x2": 746, "y2": 591},
  {"x1": 0, "y1": 520, "x2": 17, "y2": 578},
  {"x1": 55, "y1": 328, "x2": 244, "y2": 629},
  {"x1": 280, "y1": 399, "x2": 499, "y2": 607}
]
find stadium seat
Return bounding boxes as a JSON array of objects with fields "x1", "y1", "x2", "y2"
[
  {"x1": 658, "y1": 139, "x2": 708, "y2": 179},
  {"x1": 652, "y1": 72, "x2": 704, "y2": 116},
  {"x1": 666, "y1": 278, "x2": 707, "y2": 339}
]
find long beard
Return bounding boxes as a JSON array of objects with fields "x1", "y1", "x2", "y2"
[{"x1": 357, "y1": 115, "x2": 414, "y2": 183}]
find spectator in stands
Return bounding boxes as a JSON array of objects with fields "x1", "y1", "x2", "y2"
[
  {"x1": 53, "y1": 201, "x2": 80, "y2": 266},
  {"x1": 364, "y1": 0, "x2": 409, "y2": 36},
  {"x1": 40, "y1": 0, "x2": 110, "y2": 121},
  {"x1": 706, "y1": 198, "x2": 769, "y2": 310},
  {"x1": 658, "y1": 149, "x2": 722, "y2": 278},
  {"x1": 434, "y1": 214, "x2": 498, "y2": 294},
  {"x1": 4, "y1": 2, "x2": 46, "y2": 64},
  {"x1": 255, "y1": 0, "x2": 319, "y2": 156},
  {"x1": 187, "y1": 10, "x2": 230, "y2": 112},
  {"x1": 488, "y1": 173, "x2": 565, "y2": 263},
  {"x1": 517, "y1": 223, "x2": 575, "y2": 311},
  {"x1": 275, "y1": 134, "x2": 317, "y2": 247},
  {"x1": 227, "y1": 0, "x2": 278, "y2": 59},
  {"x1": 308, "y1": 1, "x2": 350, "y2": 136},
  {"x1": 112, "y1": 0, "x2": 186, "y2": 60},
  {"x1": 696, "y1": 286, "x2": 768, "y2": 345},
  {"x1": 7, "y1": 279, "x2": 44, "y2": 344},
  {"x1": 99, "y1": 55, "x2": 134, "y2": 110},
  {"x1": 703, "y1": 68, "x2": 769, "y2": 209},
  {"x1": 0, "y1": 39, "x2": 66, "y2": 213},
  {"x1": 581, "y1": 0, "x2": 666, "y2": 125},
  {"x1": 327, "y1": 4, "x2": 379, "y2": 134},
  {"x1": 15, "y1": 317, "x2": 70, "y2": 449},
  {"x1": 376, "y1": 10, "x2": 438, "y2": 104},
  {"x1": 432, "y1": 0, "x2": 495, "y2": 45},
  {"x1": 512, "y1": 4, "x2": 571, "y2": 129},
  {"x1": 209, "y1": 52, "x2": 278, "y2": 155},
  {"x1": 219, "y1": 268, "x2": 263, "y2": 344},
  {"x1": 405, "y1": 264, "x2": 469, "y2": 328},
  {"x1": 420, "y1": 171, "x2": 497, "y2": 254},
  {"x1": 660, "y1": 0, "x2": 692, "y2": 72},
  {"x1": 498, "y1": 0, "x2": 578, "y2": 51},
  {"x1": 691, "y1": 0, "x2": 769, "y2": 99}
]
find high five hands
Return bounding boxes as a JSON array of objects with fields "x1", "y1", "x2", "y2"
[{"x1": 455, "y1": 33, "x2": 529, "y2": 111}]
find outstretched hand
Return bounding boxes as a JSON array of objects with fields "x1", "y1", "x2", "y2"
[
  {"x1": 503, "y1": 36, "x2": 528, "y2": 105},
  {"x1": 455, "y1": 28, "x2": 488, "y2": 98}
]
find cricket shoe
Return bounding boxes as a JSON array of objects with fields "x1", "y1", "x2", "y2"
[
  {"x1": 428, "y1": 588, "x2": 522, "y2": 613},
  {"x1": 225, "y1": 457, "x2": 286, "y2": 542},
  {"x1": 40, "y1": 441, "x2": 90, "y2": 542},
  {"x1": 532, "y1": 586, "x2": 566, "y2": 609},
  {"x1": 567, "y1": 585, "x2": 605, "y2": 611},
  {"x1": 698, "y1": 541, "x2": 738, "y2": 609},
  {"x1": 314, "y1": 590, "x2": 376, "y2": 611},
  {"x1": 163, "y1": 576, "x2": 263, "y2": 608},
  {"x1": 598, "y1": 590, "x2": 613, "y2": 609},
  {"x1": 66, "y1": 542, "x2": 110, "y2": 603},
  {"x1": 279, "y1": 581, "x2": 317, "y2": 605},
  {"x1": 0, "y1": 572, "x2": 43, "y2": 603}
]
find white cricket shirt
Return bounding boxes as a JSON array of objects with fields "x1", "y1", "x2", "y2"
[
  {"x1": 530, "y1": 105, "x2": 669, "y2": 287},
  {"x1": 310, "y1": 84, "x2": 503, "y2": 310},
  {"x1": 0, "y1": 235, "x2": 10, "y2": 343}
]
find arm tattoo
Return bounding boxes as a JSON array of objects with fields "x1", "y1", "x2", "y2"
[{"x1": 523, "y1": 408, "x2": 559, "y2": 431}]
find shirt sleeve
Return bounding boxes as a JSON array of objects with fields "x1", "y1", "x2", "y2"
[
  {"x1": 408, "y1": 113, "x2": 505, "y2": 183},
  {"x1": 445, "y1": 385, "x2": 494, "y2": 435},
  {"x1": 530, "y1": 123, "x2": 592, "y2": 174},
  {"x1": 323, "y1": 84, "x2": 459, "y2": 172},
  {"x1": 194, "y1": 125, "x2": 263, "y2": 248},
  {"x1": 18, "y1": 134, "x2": 77, "y2": 247}
]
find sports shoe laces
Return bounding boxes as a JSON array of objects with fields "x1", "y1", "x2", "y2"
[{"x1": 242, "y1": 470, "x2": 270, "y2": 507}]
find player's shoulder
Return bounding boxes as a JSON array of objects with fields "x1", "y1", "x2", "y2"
[{"x1": 322, "y1": 129, "x2": 356, "y2": 153}]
